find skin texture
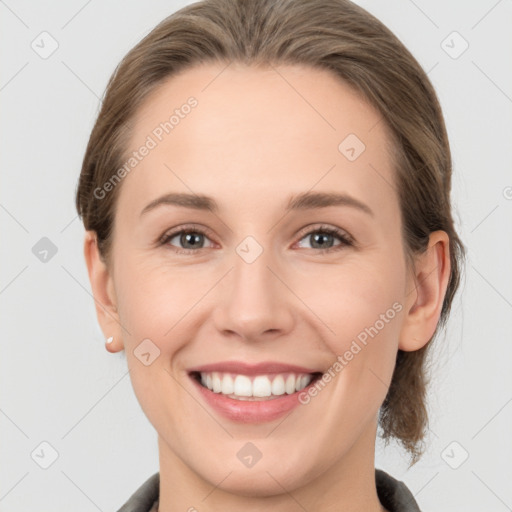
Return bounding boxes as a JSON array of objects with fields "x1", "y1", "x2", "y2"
[{"x1": 84, "y1": 63, "x2": 450, "y2": 512}]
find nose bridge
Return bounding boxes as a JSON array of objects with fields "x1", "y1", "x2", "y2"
[
  {"x1": 233, "y1": 238, "x2": 273, "y2": 298},
  {"x1": 213, "y1": 234, "x2": 293, "y2": 339},
  {"x1": 231, "y1": 235, "x2": 278, "y2": 310}
]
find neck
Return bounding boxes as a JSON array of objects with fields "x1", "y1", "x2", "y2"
[{"x1": 157, "y1": 418, "x2": 385, "y2": 512}]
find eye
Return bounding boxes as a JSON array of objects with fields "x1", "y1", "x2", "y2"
[
  {"x1": 159, "y1": 224, "x2": 215, "y2": 254},
  {"x1": 295, "y1": 225, "x2": 353, "y2": 254},
  {"x1": 159, "y1": 223, "x2": 354, "y2": 255}
]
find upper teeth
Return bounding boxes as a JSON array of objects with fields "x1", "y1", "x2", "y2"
[{"x1": 200, "y1": 372, "x2": 314, "y2": 397}]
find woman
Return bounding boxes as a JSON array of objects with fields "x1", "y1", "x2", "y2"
[{"x1": 75, "y1": 0, "x2": 466, "y2": 510}]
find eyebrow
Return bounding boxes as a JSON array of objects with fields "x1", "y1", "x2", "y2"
[
  {"x1": 139, "y1": 191, "x2": 374, "y2": 217},
  {"x1": 286, "y1": 191, "x2": 374, "y2": 217}
]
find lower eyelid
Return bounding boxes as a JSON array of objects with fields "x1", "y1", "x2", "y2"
[
  {"x1": 160, "y1": 227, "x2": 352, "y2": 251},
  {"x1": 163, "y1": 231, "x2": 215, "y2": 248}
]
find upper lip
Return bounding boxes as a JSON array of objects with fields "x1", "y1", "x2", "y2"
[{"x1": 187, "y1": 361, "x2": 323, "y2": 376}]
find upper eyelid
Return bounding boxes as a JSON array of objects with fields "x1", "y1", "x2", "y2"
[
  {"x1": 159, "y1": 223, "x2": 215, "y2": 243},
  {"x1": 160, "y1": 223, "x2": 353, "y2": 247},
  {"x1": 296, "y1": 224, "x2": 352, "y2": 240}
]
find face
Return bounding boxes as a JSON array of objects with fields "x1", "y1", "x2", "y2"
[{"x1": 96, "y1": 63, "x2": 421, "y2": 494}]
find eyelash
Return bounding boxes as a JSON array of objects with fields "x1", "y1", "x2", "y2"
[{"x1": 158, "y1": 223, "x2": 354, "y2": 256}]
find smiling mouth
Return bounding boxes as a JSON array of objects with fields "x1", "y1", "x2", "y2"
[{"x1": 189, "y1": 370, "x2": 323, "y2": 401}]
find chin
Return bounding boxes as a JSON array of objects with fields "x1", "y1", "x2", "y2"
[{"x1": 209, "y1": 468, "x2": 308, "y2": 498}]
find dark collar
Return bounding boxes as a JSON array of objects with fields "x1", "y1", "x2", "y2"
[{"x1": 117, "y1": 468, "x2": 421, "y2": 511}]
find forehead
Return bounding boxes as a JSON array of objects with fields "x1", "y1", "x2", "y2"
[{"x1": 119, "y1": 62, "x2": 397, "y2": 218}]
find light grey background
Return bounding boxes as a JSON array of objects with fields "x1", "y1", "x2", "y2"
[{"x1": 1, "y1": 0, "x2": 511, "y2": 510}]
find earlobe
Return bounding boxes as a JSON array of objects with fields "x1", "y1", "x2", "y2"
[
  {"x1": 398, "y1": 230, "x2": 451, "y2": 352},
  {"x1": 83, "y1": 231, "x2": 124, "y2": 353}
]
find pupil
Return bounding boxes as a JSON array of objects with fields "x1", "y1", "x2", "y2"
[
  {"x1": 182, "y1": 232, "x2": 203, "y2": 249},
  {"x1": 312, "y1": 233, "x2": 332, "y2": 249}
]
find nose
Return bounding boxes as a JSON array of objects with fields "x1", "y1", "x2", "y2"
[{"x1": 212, "y1": 243, "x2": 295, "y2": 342}]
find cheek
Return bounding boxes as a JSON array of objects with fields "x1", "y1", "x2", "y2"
[
  {"x1": 297, "y1": 256, "x2": 405, "y2": 377},
  {"x1": 114, "y1": 255, "x2": 215, "y2": 343},
  {"x1": 298, "y1": 264, "x2": 405, "y2": 434}
]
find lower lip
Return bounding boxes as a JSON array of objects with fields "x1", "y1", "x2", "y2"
[{"x1": 188, "y1": 373, "x2": 320, "y2": 423}]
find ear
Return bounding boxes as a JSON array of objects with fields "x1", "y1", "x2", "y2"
[
  {"x1": 398, "y1": 230, "x2": 451, "y2": 352},
  {"x1": 83, "y1": 230, "x2": 124, "y2": 353}
]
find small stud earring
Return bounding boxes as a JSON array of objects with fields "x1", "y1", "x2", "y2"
[{"x1": 106, "y1": 336, "x2": 114, "y2": 344}]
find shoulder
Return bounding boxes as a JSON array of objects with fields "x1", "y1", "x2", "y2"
[
  {"x1": 116, "y1": 472, "x2": 160, "y2": 512},
  {"x1": 376, "y1": 468, "x2": 422, "y2": 512},
  {"x1": 115, "y1": 469, "x2": 421, "y2": 512}
]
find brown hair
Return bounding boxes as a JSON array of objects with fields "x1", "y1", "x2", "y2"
[{"x1": 75, "y1": 0, "x2": 466, "y2": 465}]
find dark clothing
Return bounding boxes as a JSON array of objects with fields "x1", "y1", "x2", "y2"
[{"x1": 117, "y1": 468, "x2": 421, "y2": 511}]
